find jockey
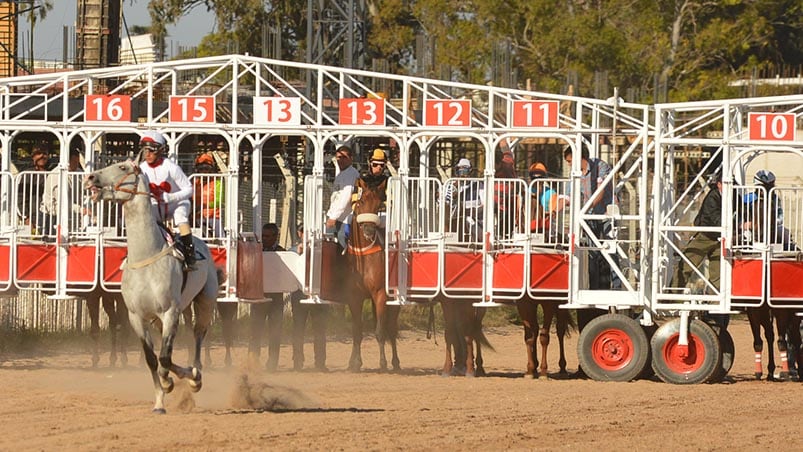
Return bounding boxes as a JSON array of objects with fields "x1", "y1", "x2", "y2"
[
  {"x1": 326, "y1": 142, "x2": 360, "y2": 250},
  {"x1": 138, "y1": 131, "x2": 197, "y2": 269}
]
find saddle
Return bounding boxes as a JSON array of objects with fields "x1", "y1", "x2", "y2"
[{"x1": 154, "y1": 221, "x2": 205, "y2": 270}]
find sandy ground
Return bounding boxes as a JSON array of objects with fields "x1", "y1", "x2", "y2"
[{"x1": 1, "y1": 317, "x2": 803, "y2": 451}]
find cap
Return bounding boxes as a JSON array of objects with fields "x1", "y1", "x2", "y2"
[
  {"x1": 335, "y1": 142, "x2": 352, "y2": 155},
  {"x1": 456, "y1": 158, "x2": 471, "y2": 169},
  {"x1": 195, "y1": 153, "x2": 215, "y2": 166},
  {"x1": 501, "y1": 151, "x2": 514, "y2": 164},
  {"x1": 529, "y1": 162, "x2": 547, "y2": 178},
  {"x1": 370, "y1": 148, "x2": 387, "y2": 163},
  {"x1": 140, "y1": 131, "x2": 167, "y2": 147}
]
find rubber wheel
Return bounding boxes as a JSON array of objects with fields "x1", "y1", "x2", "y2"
[
  {"x1": 637, "y1": 324, "x2": 658, "y2": 380},
  {"x1": 577, "y1": 313, "x2": 650, "y2": 382},
  {"x1": 651, "y1": 319, "x2": 721, "y2": 385},
  {"x1": 708, "y1": 327, "x2": 735, "y2": 383}
]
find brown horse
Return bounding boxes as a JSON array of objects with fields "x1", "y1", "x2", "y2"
[
  {"x1": 341, "y1": 177, "x2": 400, "y2": 371},
  {"x1": 85, "y1": 287, "x2": 129, "y2": 367},
  {"x1": 744, "y1": 189, "x2": 799, "y2": 380},
  {"x1": 441, "y1": 298, "x2": 491, "y2": 377},
  {"x1": 516, "y1": 298, "x2": 573, "y2": 378}
]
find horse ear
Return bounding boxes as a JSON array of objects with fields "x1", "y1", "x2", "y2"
[{"x1": 133, "y1": 148, "x2": 144, "y2": 166}]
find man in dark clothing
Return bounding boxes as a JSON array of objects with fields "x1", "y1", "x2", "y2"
[
  {"x1": 674, "y1": 175, "x2": 723, "y2": 291},
  {"x1": 250, "y1": 223, "x2": 286, "y2": 371}
]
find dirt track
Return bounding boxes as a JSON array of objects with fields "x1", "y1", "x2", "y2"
[{"x1": 2, "y1": 318, "x2": 803, "y2": 450}]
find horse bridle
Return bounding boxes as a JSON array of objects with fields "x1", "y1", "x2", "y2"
[{"x1": 109, "y1": 161, "x2": 152, "y2": 203}]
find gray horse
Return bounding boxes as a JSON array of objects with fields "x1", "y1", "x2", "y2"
[{"x1": 84, "y1": 159, "x2": 222, "y2": 413}]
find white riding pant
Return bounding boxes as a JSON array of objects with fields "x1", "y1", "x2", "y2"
[{"x1": 151, "y1": 199, "x2": 190, "y2": 226}]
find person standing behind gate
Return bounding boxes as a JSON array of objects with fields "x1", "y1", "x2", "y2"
[
  {"x1": 673, "y1": 174, "x2": 723, "y2": 292},
  {"x1": 326, "y1": 143, "x2": 360, "y2": 250},
  {"x1": 138, "y1": 131, "x2": 197, "y2": 269},
  {"x1": 23, "y1": 146, "x2": 51, "y2": 235},
  {"x1": 251, "y1": 223, "x2": 287, "y2": 371},
  {"x1": 444, "y1": 157, "x2": 484, "y2": 243},
  {"x1": 563, "y1": 144, "x2": 616, "y2": 340},
  {"x1": 193, "y1": 152, "x2": 224, "y2": 238},
  {"x1": 41, "y1": 148, "x2": 86, "y2": 233},
  {"x1": 290, "y1": 224, "x2": 328, "y2": 371}
]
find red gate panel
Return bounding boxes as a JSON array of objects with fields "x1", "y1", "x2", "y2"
[
  {"x1": 493, "y1": 252, "x2": 525, "y2": 289},
  {"x1": 0, "y1": 243, "x2": 10, "y2": 283},
  {"x1": 443, "y1": 251, "x2": 483, "y2": 289},
  {"x1": 66, "y1": 245, "x2": 97, "y2": 283},
  {"x1": 770, "y1": 260, "x2": 803, "y2": 299},
  {"x1": 103, "y1": 246, "x2": 127, "y2": 284},
  {"x1": 15, "y1": 243, "x2": 56, "y2": 282},
  {"x1": 731, "y1": 258, "x2": 762, "y2": 297},
  {"x1": 529, "y1": 253, "x2": 569, "y2": 291}
]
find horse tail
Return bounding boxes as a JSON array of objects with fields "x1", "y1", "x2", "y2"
[
  {"x1": 472, "y1": 308, "x2": 495, "y2": 352},
  {"x1": 558, "y1": 309, "x2": 577, "y2": 337},
  {"x1": 215, "y1": 267, "x2": 227, "y2": 286}
]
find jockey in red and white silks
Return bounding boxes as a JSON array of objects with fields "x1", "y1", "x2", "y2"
[{"x1": 138, "y1": 131, "x2": 197, "y2": 268}]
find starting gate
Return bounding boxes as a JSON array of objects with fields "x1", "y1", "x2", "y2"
[{"x1": 1, "y1": 55, "x2": 801, "y2": 384}]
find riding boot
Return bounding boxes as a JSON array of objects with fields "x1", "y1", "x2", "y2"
[{"x1": 180, "y1": 234, "x2": 197, "y2": 270}]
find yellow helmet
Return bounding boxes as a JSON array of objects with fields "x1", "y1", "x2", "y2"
[{"x1": 369, "y1": 148, "x2": 387, "y2": 163}]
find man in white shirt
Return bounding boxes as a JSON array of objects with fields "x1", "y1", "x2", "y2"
[
  {"x1": 138, "y1": 131, "x2": 196, "y2": 269},
  {"x1": 325, "y1": 143, "x2": 360, "y2": 250}
]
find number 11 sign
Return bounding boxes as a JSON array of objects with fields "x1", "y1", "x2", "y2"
[{"x1": 511, "y1": 100, "x2": 559, "y2": 128}]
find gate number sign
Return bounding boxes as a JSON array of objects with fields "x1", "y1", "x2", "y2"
[
  {"x1": 254, "y1": 97, "x2": 301, "y2": 125},
  {"x1": 424, "y1": 99, "x2": 471, "y2": 127},
  {"x1": 85, "y1": 95, "x2": 131, "y2": 122},
  {"x1": 169, "y1": 96, "x2": 215, "y2": 123},
  {"x1": 511, "y1": 100, "x2": 559, "y2": 128},
  {"x1": 339, "y1": 98, "x2": 385, "y2": 126},
  {"x1": 748, "y1": 112, "x2": 795, "y2": 141}
]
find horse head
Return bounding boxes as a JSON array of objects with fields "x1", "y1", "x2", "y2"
[
  {"x1": 84, "y1": 159, "x2": 147, "y2": 204},
  {"x1": 351, "y1": 177, "x2": 387, "y2": 245}
]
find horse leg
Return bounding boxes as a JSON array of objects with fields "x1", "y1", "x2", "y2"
[
  {"x1": 160, "y1": 309, "x2": 197, "y2": 387},
  {"x1": 377, "y1": 297, "x2": 401, "y2": 372},
  {"x1": 188, "y1": 294, "x2": 213, "y2": 391},
  {"x1": 747, "y1": 307, "x2": 766, "y2": 379},
  {"x1": 311, "y1": 305, "x2": 328, "y2": 371},
  {"x1": 516, "y1": 300, "x2": 538, "y2": 378},
  {"x1": 763, "y1": 309, "x2": 776, "y2": 381},
  {"x1": 556, "y1": 308, "x2": 569, "y2": 375},
  {"x1": 100, "y1": 295, "x2": 118, "y2": 367},
  {"x1": 788, "y1": 315, "x2": 803, "y2": 380},
  {"x1": 128, "y1": 314, "x2": 166, "y2": 414},
  {"x1": 117, "y1": 300, "x2": 131, "y2": 367},
  {"x1": 347, "y1": 300, "x2": 364, "y2": 372},
  {"x1": 291, "y1": 296, "x2": 306, "y2": 370},
  {"x1": 474, "y1": 308, "x2": 487, "y2": 377},
  {"x1": 181, "y1": 307, "x2": 194, "y2": 365},
  {"x1": 249, "y1": 302, "x2": 269, "y2": 367},
  {"x1": 266, "y1": 297, "x2": 284, "y2": 371},
  {"x1": 217, "y1": 302, "x2": 237, "y2": 367},
  {"x1": 86, "y1": 294, "x2": 101, "y2": 368},
  {"x1": 441, "y1": 300, "x2": 456, "y2": 377},
  {"x1": 538, "y1": 303, "x2": 555, "y2": 379},
  {"x1": 774, "y1": 310, "x2": 791, "y2": 380}
]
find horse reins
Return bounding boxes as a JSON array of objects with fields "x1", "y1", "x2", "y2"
[{"x1": 111, "y1": 161, "x2": 153, "y2": 203}]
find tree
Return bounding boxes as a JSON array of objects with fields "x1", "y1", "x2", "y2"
[{"x1": 26, "y1": 0, "x2": 54, "y2": 73}]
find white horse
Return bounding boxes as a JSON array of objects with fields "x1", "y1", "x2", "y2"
[{"x1": 84, "y1": 158, "x2": 222, "y2": 414}]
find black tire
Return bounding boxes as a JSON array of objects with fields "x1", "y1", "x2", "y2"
[
  {"x1": 651, "y1": 319, "x2": 721, "y2": 385},
  {"x1": 577, "y1": 313, "x2": 650, "y2": 382},
  {"x1": 708, "y1": 327, "x2": 735, "y2": 383},
  {"x1": 637, "y1": 324, "x2": 658, "y2": 380}
]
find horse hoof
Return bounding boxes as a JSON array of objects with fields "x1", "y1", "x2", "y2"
[
  {"x1": 189, "y1": 369, "x2": 203, "y2": 393},
  {"x1": 161, "y1": 377, "x2": 174, "y2": 393},
  {"x1": 152, "y1": 408, "x2": 166, "y2": 415}
]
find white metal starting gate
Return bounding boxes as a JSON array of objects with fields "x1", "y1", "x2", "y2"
[{"x1": 1, "y1": 54, "x2": 802, "y2": 384}]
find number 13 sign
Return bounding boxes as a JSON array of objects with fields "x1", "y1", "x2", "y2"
[{"x1": 339, "y1": 98, "x2": 385, "y2": 126}]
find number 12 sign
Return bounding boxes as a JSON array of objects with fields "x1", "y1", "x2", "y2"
[
  {"x1": 511, "y1": 100, "x2": 559, "y2": 128},
  {"x1": 748, "y1": 112, "x2": 796, "y2": 141}
]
